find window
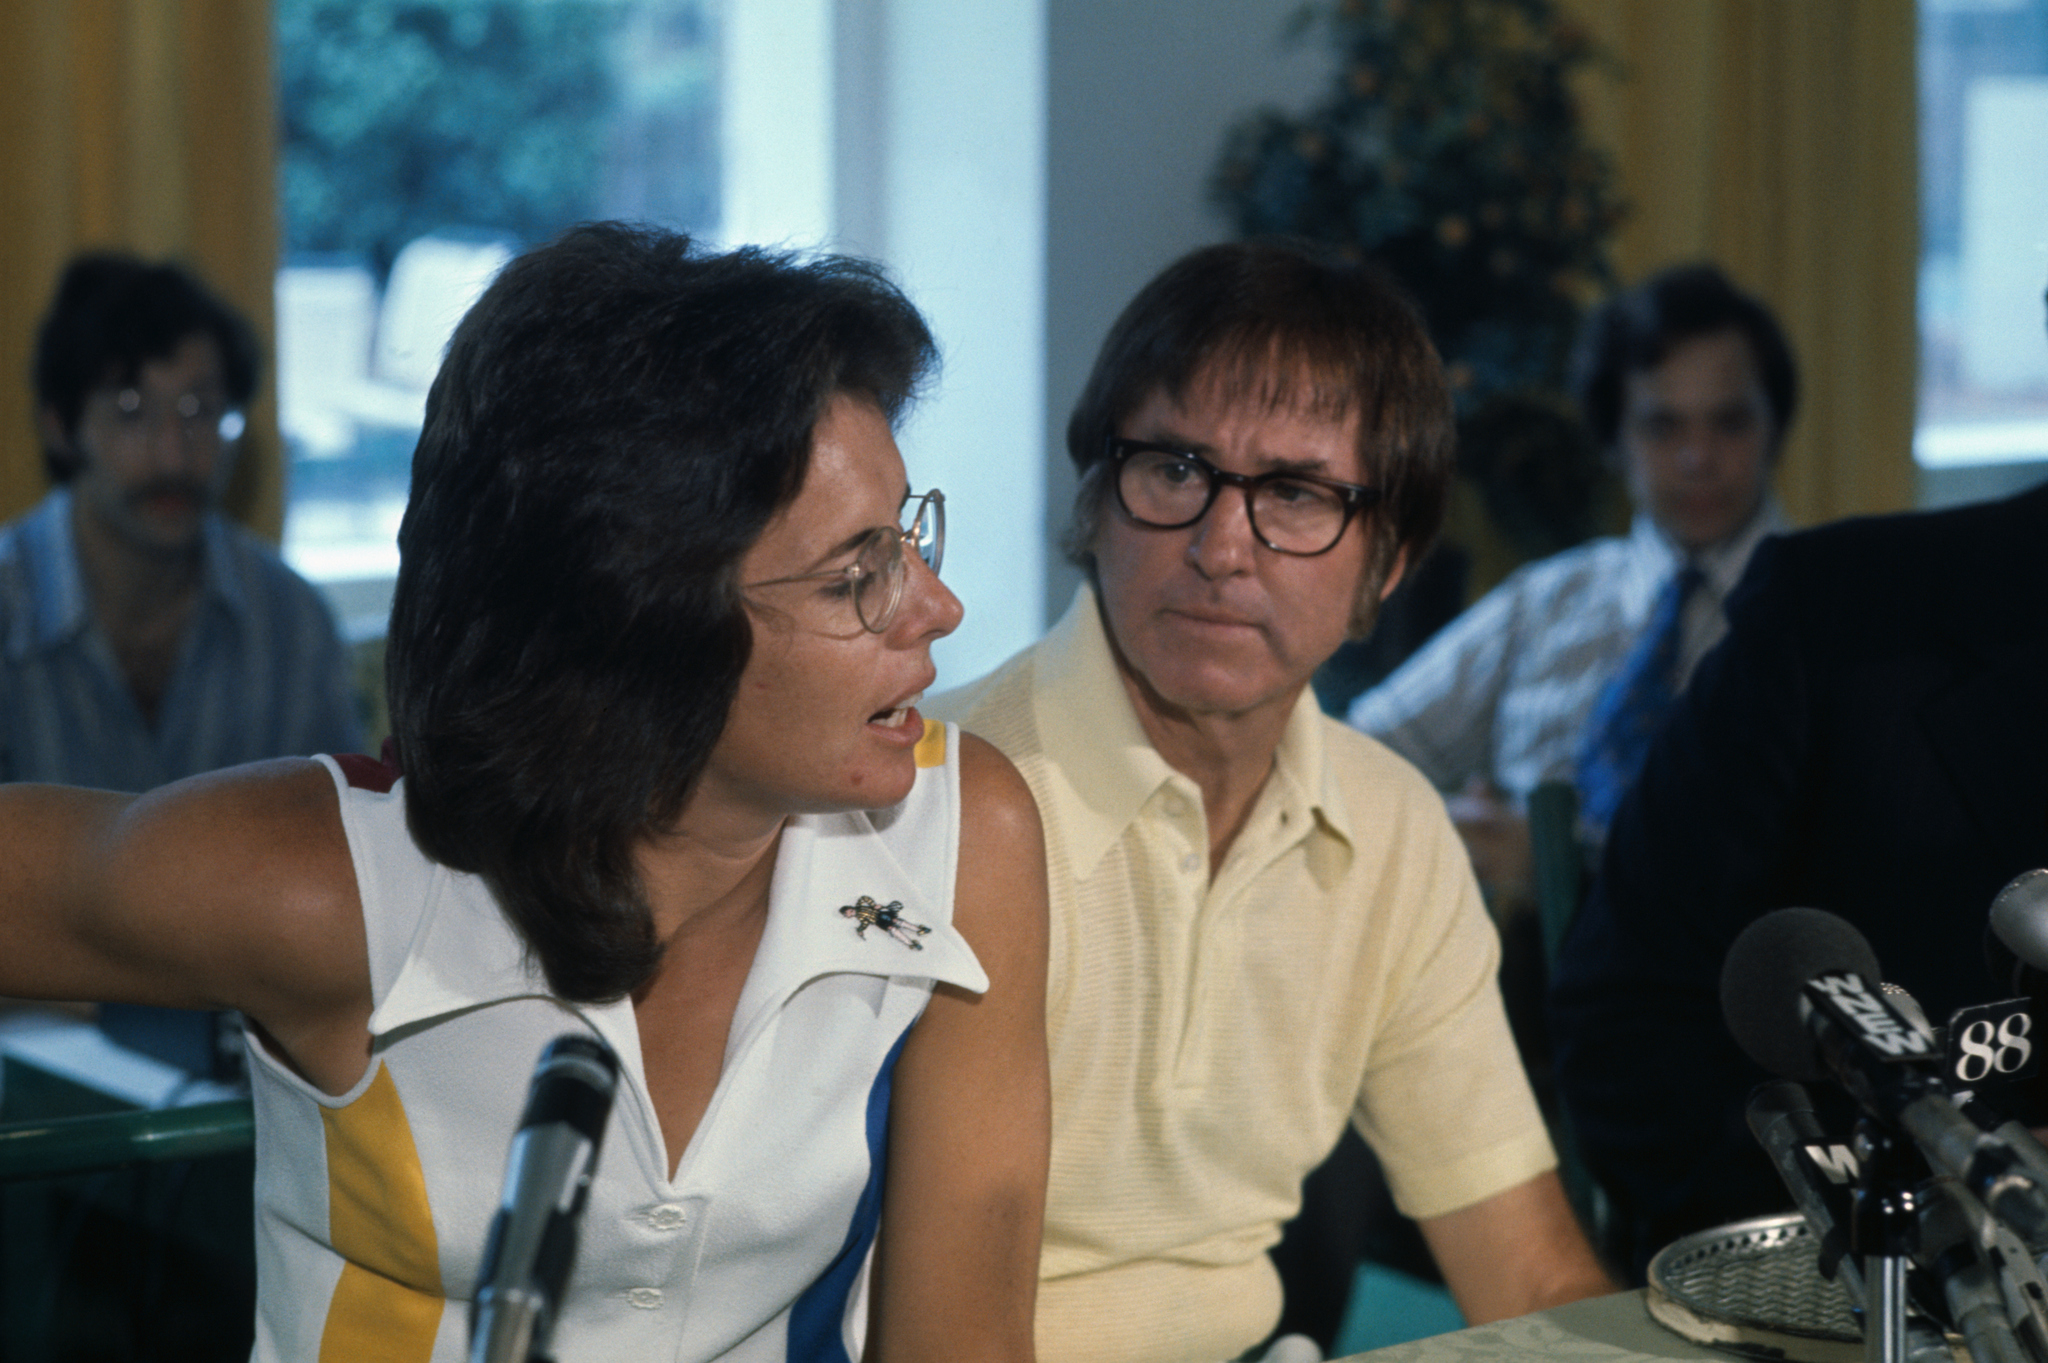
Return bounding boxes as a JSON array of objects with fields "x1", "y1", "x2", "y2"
[
  {"x1": 1917, "y1": 0, "x2": 2048, "y2": 471},
  {"x1": 272, "y1": 0, "x2": 1050, "y2": 682},
  {"x1": 274, "y1": 0, "x2": 722, "y2": 633}
]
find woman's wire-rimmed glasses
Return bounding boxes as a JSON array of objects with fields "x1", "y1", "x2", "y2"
[
  {"x1": 1107, "y1": 436, "x2": 1381, "y2": 557},
  {"x1": 745, "y1": 488, "x2": 945, "y2": 633}
]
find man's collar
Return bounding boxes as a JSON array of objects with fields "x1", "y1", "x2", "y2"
[
  {"x1": 1270, "y1": 667, "x2": 1354, "y2": 848},
  {"x1": 1029, "y1": 583, "x2": 1350, "y2": 877},
  {"x1": 1631, "y1": 494, "x2": 1787, "y2": 594},
  {"x1": 197, "y1": 507, "x2": 251, "y2": 619},
  {"x1": 8, "y1": 488, "x2": 249, "y2": 661},
  {"x1": 1028, "y1": 585, "x2": 1180, "y2": 878},
  {"x1": 12, "y1": 490, "x2": 93, "y2": 656}
]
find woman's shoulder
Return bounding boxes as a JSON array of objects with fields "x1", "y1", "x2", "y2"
[
  {"x1": 145, "y1": 756, "x2": 357, "y2": 899},
  {"x1": 185, "y1": 758, "x2": 367, "y2": 983},
  {"x1": 956, "y1": 730, "x2": 1043, "y2": 849},
  {"x1": 877, "y1": 722, "x2": 1039, "y2": 848},
  {"x1": 107, "y1": 759, "x2": 373, "y2": 1088},
  {"x1": 949, "y1": 731, "x2": 1047, "y2": 955}
]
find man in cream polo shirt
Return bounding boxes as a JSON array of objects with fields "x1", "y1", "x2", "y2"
[{"x1": 931, "y1": 241, "x2": 1612, "y2": 1363}]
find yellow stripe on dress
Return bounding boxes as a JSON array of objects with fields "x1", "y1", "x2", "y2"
[
  {"x1": 914, "y1": 717, "x2": 946, "y2": 769},
  {"x1": 318, "y1": 1062, "x2": 444, "y2": 1363}
]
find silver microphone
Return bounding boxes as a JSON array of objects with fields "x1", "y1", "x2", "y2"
[{"x1": 470, "y1": 1035, "x2": 621, "y2": 1363}]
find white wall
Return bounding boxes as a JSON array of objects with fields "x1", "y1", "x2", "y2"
[
  {"x1": 868, "y1": 0, "x2": 1048, "y2": 690},
  {"x1": 722, "y1": 0, "x2": 838, "y2": 249},
  {"x1": 723, "y1": 0, "x2": 1048, "y2": 690}
]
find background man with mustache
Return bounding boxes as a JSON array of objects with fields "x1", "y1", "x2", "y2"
[
  {"x1": 2, "y1": 253, "x2": 360, "y2": 1073},
  {"x1": 2, "y1": 252, "x2": 360, "y2": 793}
]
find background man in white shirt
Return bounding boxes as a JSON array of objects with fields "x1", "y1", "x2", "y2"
[{"x1": 1348, "y1": 264, "x2": 1796, "y2": 903}]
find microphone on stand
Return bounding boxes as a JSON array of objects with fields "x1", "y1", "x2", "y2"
[
  {"x1": 1976, "y1": 870, "x2": 2048, "y2": 1185},
  {"x1": 470, "y1": 1034, "x2": 621, "y2": 1363},
  {"x1": 1987, "y1": 871, "x2": 2048, "y2": 991},
  {"x1": 1916, "y1": 1180, "x2": 2033, "y2": 1363},
  {"x1": 1720, "y1": 908, "x2": 2048, "y2": 1244}
]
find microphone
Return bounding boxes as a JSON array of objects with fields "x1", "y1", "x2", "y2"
[
  {"x1": 1745, "y1": 1081, "x2": 1861, "y2": 1293},
  {"x1": 1917, "y1": 1182, "x2": 2033, "y2": 1363},
  {"x1": 1720, "y1": 908, "x2": 2048, "y2": 1243},
  {"x1": 470, "y1": 1035, "x2": 621, "y2": 1363},
  {"x1": 1987, "y1": 869, "x2": 2048, "y2": 996},
  {"x1": 1745, "y1": 1084, "x2": 2046, "y2": 1362},
  {"x1": 1825, "y1": 973, "x2": 2048, "y2": 1255},
  {"x1": 1974, "y1": 870, "x2": 2048, "y2": 1132}
]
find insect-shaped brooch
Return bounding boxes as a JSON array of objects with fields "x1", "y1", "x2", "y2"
[{"x1": 839, "y1": 895, "x2": 930, "y2": 950}]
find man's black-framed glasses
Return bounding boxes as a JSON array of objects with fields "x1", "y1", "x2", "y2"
[
  {"x1": 1106, "y1": 437, "x2": 1382, "y2": 557},
  {"x1": 746, "y1": 488, "x2": 945, "y2": 633}
]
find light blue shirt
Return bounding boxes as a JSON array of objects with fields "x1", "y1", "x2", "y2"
[{"x1": 0, "y1": 488, "x2": 363, "y2": 790}]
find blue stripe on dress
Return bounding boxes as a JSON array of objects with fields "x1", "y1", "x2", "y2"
[{"x1": 784, "y1": 1025, "x2": 912, "y2": 1362}]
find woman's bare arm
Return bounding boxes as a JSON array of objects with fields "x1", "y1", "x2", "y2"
[
  {"x1": 0, "y1": 759, "x2": 374, "y2": 1091},
  {"x1": 866, "y1": 733, "x2": 1050, "y2": 1363}
]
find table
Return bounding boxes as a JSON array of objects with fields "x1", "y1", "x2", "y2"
[
  {"x1": 1340, "y1": 1291, "x2": 1730, "y2": 1363},
  {"x1": 0, "y1": 1007, "x2": 254, "y2": 1360}
]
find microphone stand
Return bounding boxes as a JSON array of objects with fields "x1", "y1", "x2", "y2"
[{"x1": 1852, "y1": 1119, "x2": 1919, "y2": 1363}]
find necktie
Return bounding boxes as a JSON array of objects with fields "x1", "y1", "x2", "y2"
[{"x1": 1575, "y1": 564, "x2": 1706, "y2": 839}]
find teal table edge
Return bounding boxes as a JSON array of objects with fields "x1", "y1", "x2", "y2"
[{"x1": 0, "y1": 1098, "x2": 254, "y2": 1182}]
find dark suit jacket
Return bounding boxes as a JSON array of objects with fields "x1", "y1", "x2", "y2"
[{"x1": 1549, "y1": 480, "x2": 2048, "y2": 1275}]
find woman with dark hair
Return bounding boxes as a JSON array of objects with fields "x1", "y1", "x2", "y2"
[{"x1": 0, "y1": 224, "x2": 1050, "y2": 1363}]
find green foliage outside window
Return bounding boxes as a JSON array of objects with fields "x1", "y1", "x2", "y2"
[
  {"x1": 277, "y1": 0, "x2": 718, "y2": 275},
  {"x1": 1214, "y1": 0, "x2": 1624, "y2": 560}
]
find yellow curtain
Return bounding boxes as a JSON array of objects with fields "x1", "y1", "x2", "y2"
[
  {"x1": 0, "y1": 0, "x2": 282, "y2": 538},
  {"x1": 1561, "y1": 0, "x2": 1920, "y2": 526}
]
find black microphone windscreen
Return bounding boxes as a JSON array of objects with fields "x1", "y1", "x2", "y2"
[
  {"x1": 522, "y1": 1037, "x2": 618, "y2": 1141},
  {"x1": 1721, "y1": 907, "x2": 1884, "y2": 1083}
]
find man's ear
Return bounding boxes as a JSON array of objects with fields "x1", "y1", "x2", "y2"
[
  {"x1": 1376, "y1": 546, "x2": 1411, "y2": 603},
  {"x1": 1345, "y1": 544, "x2": 1412, "y2": 642},
  {"x1": 36, "y1": 405, "x2": 72, "y2": 460}
]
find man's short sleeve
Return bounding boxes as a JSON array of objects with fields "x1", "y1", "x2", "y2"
[{"x1": 1341, "y1": 742, "x2": 1556, "y2": 1219}]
